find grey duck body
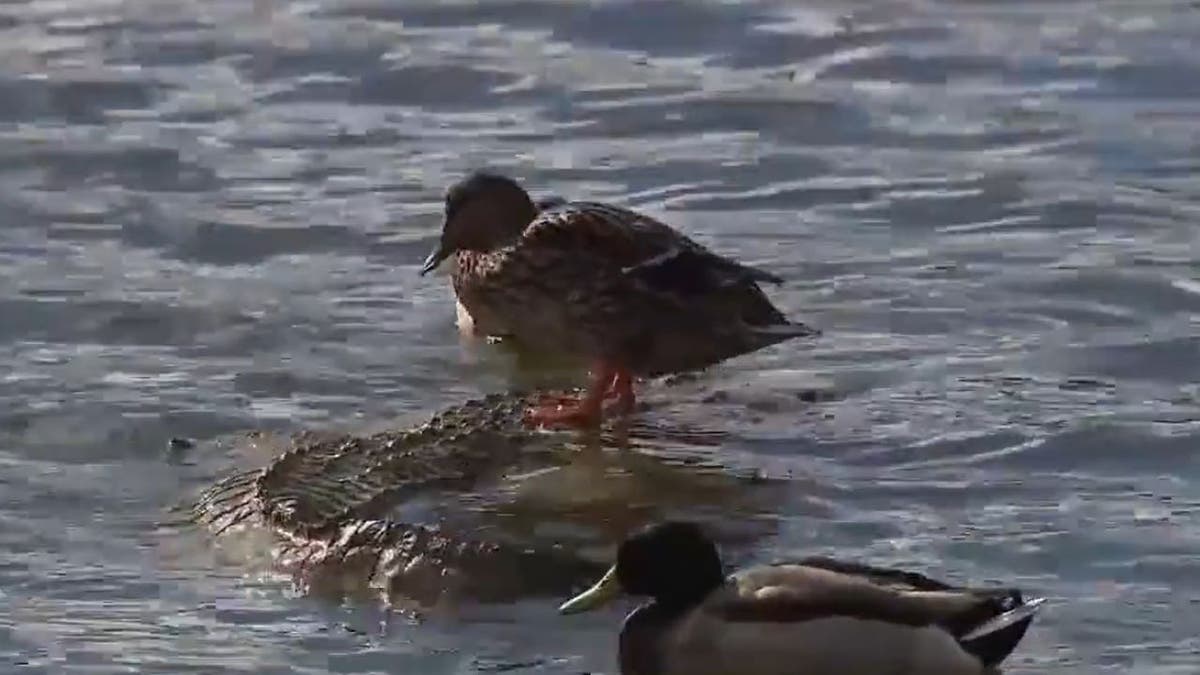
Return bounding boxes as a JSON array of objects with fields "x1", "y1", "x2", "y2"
[{"x1": 560, "y1": 522, "x2": 1044, "y2": 675}]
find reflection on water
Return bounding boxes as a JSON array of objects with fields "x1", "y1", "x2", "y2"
[
  {"x1": 473, "y1": 431, "x2": 786, "y2": 547},
  {"x1": 1, "y1": 0, "x2": 1198, "y2": 673}
]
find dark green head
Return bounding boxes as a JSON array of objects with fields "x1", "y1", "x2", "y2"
[
  {"x1": 419, "y1": 171, "x2": 537, "y2": 275},
  {"x1": 560, "y1": 521, "x2": 726, "y2": 613}
]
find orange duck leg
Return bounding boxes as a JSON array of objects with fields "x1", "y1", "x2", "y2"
[
  {"x1": 525, "y1": 361, "x2": 635, "y2": 428},
  {"x1": 607, "y1": 368, "x2": 636, "y2": 416}
]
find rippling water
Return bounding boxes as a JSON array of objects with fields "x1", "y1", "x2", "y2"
[{"x1": 2, "y1": 0, "x2": 1199, "y2": 672}]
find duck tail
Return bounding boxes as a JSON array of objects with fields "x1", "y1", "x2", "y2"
[
  {"x1": 727, "y1": 260, "x2": 784, "y2": 286},
  {"x1": 622, "y1": 248, "x2": 785, "y2": 290},
  {"x1": 958, "y1": 596, "x2": 1046, "y2": 668},
  {"x1": 701, "y1": 252, "x2": 784, "y2": 286},
  {"x1": 749, "y1": 321, "x2": 822, "y2": 342}
]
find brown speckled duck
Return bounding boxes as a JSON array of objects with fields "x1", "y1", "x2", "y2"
[{"x1": 419, "y1": 172, "x2": 819, "y2": 429}]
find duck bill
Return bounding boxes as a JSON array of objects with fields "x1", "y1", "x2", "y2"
[
  {"x1": 419, "y1": 243, "x2": 450, "y2": 276},
  {"x1": 559, "y1": 565, "x2": 620, "y2": 615}
]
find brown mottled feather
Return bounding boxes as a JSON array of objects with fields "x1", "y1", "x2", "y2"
[{"x1": 450, "y1": 200, "x2": 817, "y2": 376}]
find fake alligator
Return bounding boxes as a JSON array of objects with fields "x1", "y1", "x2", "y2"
[{"x1": 187, "y1": 388, "x2": 764, "y2": 608}]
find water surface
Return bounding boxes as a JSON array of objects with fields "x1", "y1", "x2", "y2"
[{"x1": 2, "y1": 0, "x2": 1199, "y2": 673}]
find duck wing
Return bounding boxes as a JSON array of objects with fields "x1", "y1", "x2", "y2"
[
  {"x1": 790, "y1": 556, "x2": 957, "y2": 592},
  {"x1": 716, "y1": 564, "x2": 997, "y2": 627},
  {"x1": 516, "y1": 203, "x2": 810, "y2": 332},
  {"x1": 720, "y1": 562, "x2": 1032, "y2": 634},
  {"x1": 463, "y1": 202, "x2": 815, "y2": 373},
  {"x1": 714, "y1": 562, "x2": 1040, "y2": 667},
  {"x1": 520, "y1": 202, "x2": 784, "y2": 295}
]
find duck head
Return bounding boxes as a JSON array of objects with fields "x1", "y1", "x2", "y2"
[
  {"x1": 560, "y1": 521, "x2": 726, "y2": 614},
  {"x1": 419, "y1": 172, "x2": 537, "y2": 275}
]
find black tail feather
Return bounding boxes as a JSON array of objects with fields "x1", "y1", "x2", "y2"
[
  {"x1": 958, "y1": 596, "x2": 1045, "y2": 668},
  {"x1": 750, "y1": 322, "x2": 821, "y2": 340},
  {"x1": 960, "y1": 614, "x2": 1035, "y2": 667},
  {"x1": 622, "y1": 247, "x2": 784, "y2": 294}
]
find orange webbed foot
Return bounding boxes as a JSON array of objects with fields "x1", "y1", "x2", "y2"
[
  {"x1": 605, "y1": 369, "x2": 637, "y2": 417},
  {"x1": 522, "y1": 362, "x2": 639, "y2": 429},
  {"x1": 524, "y1": 398, "x2": 604, "y2": 429}
]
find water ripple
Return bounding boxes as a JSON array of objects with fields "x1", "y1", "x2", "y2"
[{"x1": 1, "y1": 0, "x2": 1198, "y2": 672}]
